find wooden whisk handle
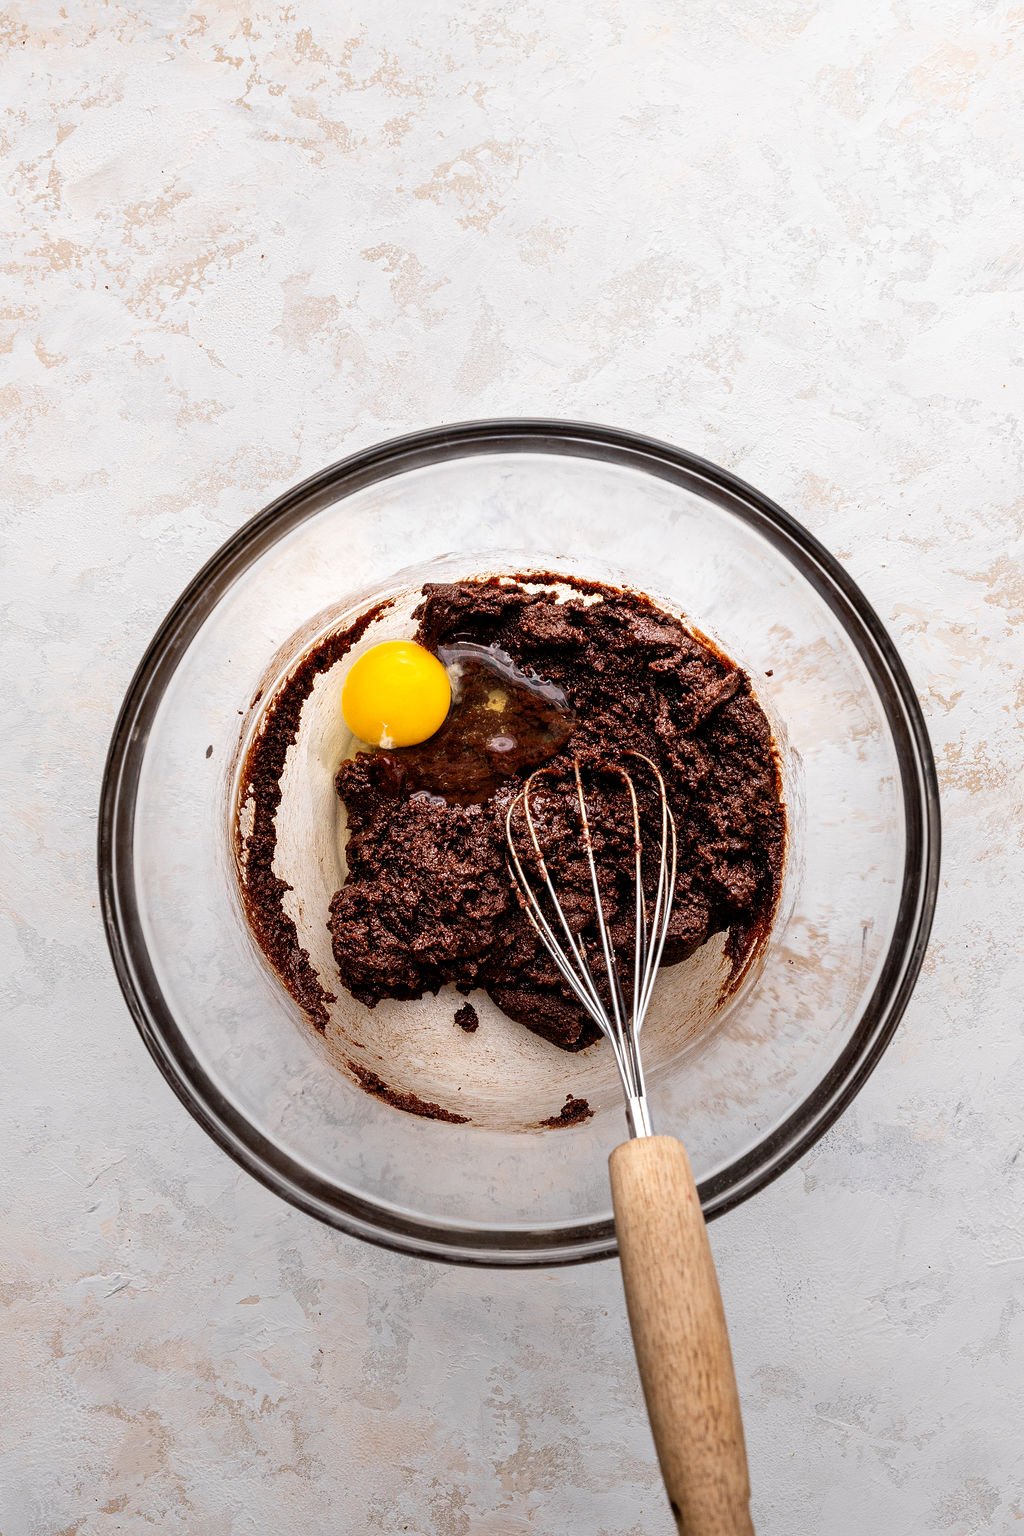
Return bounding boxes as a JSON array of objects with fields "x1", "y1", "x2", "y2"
[{"x1": 609, "y1": 1136, "x2": 754, "y2": 1536}]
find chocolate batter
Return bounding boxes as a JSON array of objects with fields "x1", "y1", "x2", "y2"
[
  {"x1": 346, "y1": 1060, "x2": 469, "y2": 1123},
  {"x1": 328, "y1": 578, "x2": 785, "y2": 1051},
  {"x1": 454, "y1": 1002, "x2": 479, "y2": 1033},
  {"x1": 236, "y1": 600, "x2": 389, "y2": 1029},
  {"x1": 540, "y1": 1095, "x2": 595, "y2": 1129}
]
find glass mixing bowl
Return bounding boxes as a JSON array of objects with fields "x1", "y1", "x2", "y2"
[{"x1": 99, "y1": 420, "x2": 940, "y2": 1266}]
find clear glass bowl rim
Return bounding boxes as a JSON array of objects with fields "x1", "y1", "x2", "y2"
[{"x1": 98, "y1": 418, "x2": 941, "y2": 1267}]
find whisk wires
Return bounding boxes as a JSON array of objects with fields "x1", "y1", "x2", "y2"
[{"x1": 505, "y1": 753, "x2": 678, "y2": 1138}]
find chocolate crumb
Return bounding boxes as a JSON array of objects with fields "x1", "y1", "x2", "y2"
[
  {"x1": 346, "y1": 1060, "x2": 469, "y2": 1123},
  {"x1": 540, "y1": 1094, "x2": 593, "y2": 1128},
  {"x1": 454, "y1": 1002, "x2": 479, "y2": 1032},
  {"x1": 205, "y1": 744, "x2": 213, "y2": 759}
]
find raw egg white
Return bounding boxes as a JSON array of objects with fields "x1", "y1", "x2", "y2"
[{"x1": 342, "y1": 640, "x2": 451, "y2": 748}]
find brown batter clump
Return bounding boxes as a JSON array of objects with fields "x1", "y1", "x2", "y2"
[
  {"x1": 454, "y1": 1002, "x2": 479, "y2": 1033},
  {"x1": 328, "y1": 578, "x2": 784, "y2": 1051},
  {"x1": 540, "y1": 1095, "x2": 594, "y2": 1129}
]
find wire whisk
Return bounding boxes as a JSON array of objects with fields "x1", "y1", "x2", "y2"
[
  {"x1": 507, "y1": 752, "x2": 755, "y2": 1533},
  {"x1": 505, "y1": 752, "x2": 678, "y2": 1138}
]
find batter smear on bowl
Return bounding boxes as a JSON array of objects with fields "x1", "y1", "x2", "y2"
[{"x1": 326, "y1": 578, "x2": 785, "y2": 1051}]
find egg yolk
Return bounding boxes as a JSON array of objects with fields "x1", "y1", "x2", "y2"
[{"x1": 342, "y1": 640, "x2": 452, "y2": 749}]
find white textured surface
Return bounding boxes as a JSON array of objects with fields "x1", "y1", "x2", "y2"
[{"x1": 2, "y1": 2, "x2": 1022, "y2": 1532}]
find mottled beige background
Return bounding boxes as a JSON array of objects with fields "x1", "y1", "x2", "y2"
[{"x1": 3, "y1": 2, "x2": 1023, "y2": 1532}]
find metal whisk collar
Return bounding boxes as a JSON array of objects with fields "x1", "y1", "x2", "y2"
[{"x1": 505, "y1": 752, "x2": 678, "y2": 1139}]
